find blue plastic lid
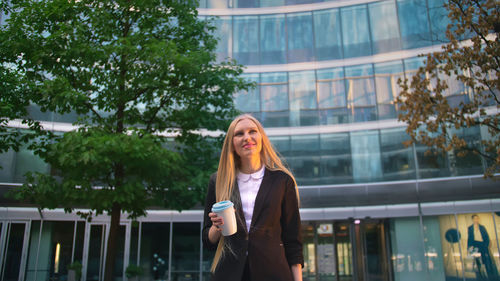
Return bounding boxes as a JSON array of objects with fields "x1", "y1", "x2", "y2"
[{"x1": 212, "y1": 200, "x2": 234, "y2": 213}]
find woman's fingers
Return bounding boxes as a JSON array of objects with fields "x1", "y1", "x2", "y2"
[{"x1": 209, "y1": 212, "x2": 224, "y2": 227}]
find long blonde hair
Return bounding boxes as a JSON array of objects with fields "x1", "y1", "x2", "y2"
[{"x1": 211, "y1": 114, "x2": 298, "y2": 272}]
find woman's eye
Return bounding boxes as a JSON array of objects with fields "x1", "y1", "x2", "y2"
[{"x1": 235, "y1": 132, "x2": 243, "y2": 136}]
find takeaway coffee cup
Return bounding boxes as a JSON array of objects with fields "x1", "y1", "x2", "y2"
[{"x1": 212, "y1": 200, "x2": 237, "y2": 236}]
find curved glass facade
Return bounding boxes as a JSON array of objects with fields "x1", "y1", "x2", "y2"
[{"x1": 202, "y1": 0, "x2": 449, "y2": 65}]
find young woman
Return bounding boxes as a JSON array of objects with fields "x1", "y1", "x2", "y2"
[{"x1": 202, "y1": 114, "x2": 303, "y2": 281}]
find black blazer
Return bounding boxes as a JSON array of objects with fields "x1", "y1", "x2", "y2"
[{"x1": 202, "y1": 168, "x2": 303, "y2": 281}]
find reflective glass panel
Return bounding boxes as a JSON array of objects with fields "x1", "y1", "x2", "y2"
[
  {"x1": 260, "y1": 14, "x2": 286, "y2": 64},
  {"x1": 0, "y1": 149, "x2": 15, "y2": 182},
  {"x1": 140, "y1": 223, "x2": 170, "y2": 281},
  {"x1": 380, "y1": 128, "x2": 416, "y2": 181},
  {"x1": 129, "y1": 222, "x2": 139, "y2": 265},
  {"x1": 390, "y1": 217, "x2": 427, "y2": 281},
  {"x1": 374, "y1": 60, "x2": 404, "y2": 120},
  {"x1": 397, "y1": 0, "x2": 432, "y2": 48},
  {"x1": 421, "y1": 216, "x2": 447, "y2": 281},
  {"x1": 13, "y1": 146, "x2": 50, "y2": 183},
  {"x1": 317, "y1": 68, "x2": 348, "y2": 125},
  {"x1": 206, "y1": 0, "x2": 231, "y2": 9},
  {"x1": 235, "y1": 0, "x2": 258, "y2": 8},
  {"x1": 350, "y1": 130, "x2": 382, "y2": 183},
  {"x1": 289, "y1": 135, "x2": 320, "y2": 185},
  {"x1": 269, "y1": 135, "x2": 291, "y2": 157},
  {"x1": 302, "y1": 222, "x2": 316, "y2": 281},
  {"x1": 25, "y1": 221, "x2": 41, "y2": 281},
  {"x1": 287, "y1": 12, "x2": 314, "y2": 63},
  {"x1": 87, "y1": 225, "x2": 106, "y2": 281},
  {"x1": 341, "y1": 5, "x2": 371, "y2": 58},
  {"x1": 415, "y1": 142, "x2": 450, "y2": 178},
  {"x1": 211, "y1": 17, "x2": 232, "y2": 62},
  {"x1": 320, "y1": 133, "x2": 353, "y2": 184},
  {"x1": 428, "y1": 0, "x2": 450, "y2": 43},
  {"x1": 313, "y1": 9, "x2": 342, "y2": 60},
  {"x1": 289, "y1": 71, "x2": 318, "y2": 126},
  {"x1": 171, "y1": 223, "x2": 200, "y2": 281},
  {"x1": 260, "y1": 0, "x2": 285, "y2": 7},
  {"x1": 233, "y1": 16, "x2": 259, "y2": 65},
  {"x1": 3, "y1": 223, "x2": 26, "y2": 281},
  {"x1": 260, "y1": 72, "x2": 289, "y2": 127},
  {"x1": 368, "y1": 1, "x2": 401, "y2": 54},
  {"x1": 345, "y1": 64, "x2": 377, "y2": 122},
  {"x1": 234, "y1": 74, "x2": 260, "y2": 113},
  {"x1": 449, "y1": 126, "x2": 484, "y2": 176}
]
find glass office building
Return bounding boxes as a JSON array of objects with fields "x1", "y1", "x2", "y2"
[{"x1": 1, "y1": 1, "x2": 499, "y2": 281}]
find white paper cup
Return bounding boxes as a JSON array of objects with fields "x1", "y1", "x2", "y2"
[{"x1": 212, "y1": 200, "x2": 237, "y2": 236}]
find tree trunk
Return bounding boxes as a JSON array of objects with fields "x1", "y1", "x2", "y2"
[{"x1": 104, "y1": 202, "x2": 121, "y2": 281}]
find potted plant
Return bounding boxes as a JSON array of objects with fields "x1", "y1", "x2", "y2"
[
  {"x1": 67, "y1": 261, "x2": 82, "y2": 281},
  {"x1": 126, "y1": 264, "x2": 144, "y2": 281}
]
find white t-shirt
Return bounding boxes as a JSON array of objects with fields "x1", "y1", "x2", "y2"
[{"x1": 237, "y1": 165, "x2": 265, "y2": 232}]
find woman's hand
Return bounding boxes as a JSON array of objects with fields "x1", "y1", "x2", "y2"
[
  {"x1": 208, "y1": 212, "x2": 224, "y2": 244},
  {"x1": 291, "y1": 264, "x2": 303, "y2": 281}
]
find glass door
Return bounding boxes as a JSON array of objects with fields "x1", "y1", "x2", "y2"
[
  {"x1": 84, "y1": 224, "x2": 108, "y2": 281},
  {"x1": 335, "y1": 222, "x2": 353, "y2": 281},
  {"x1": 0, "y1": 221, "x2": 30, "y2": 281}
]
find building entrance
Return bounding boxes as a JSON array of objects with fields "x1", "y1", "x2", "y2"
[{"x1": 302, "y1": 220, "x2": 392, "y2": 281}]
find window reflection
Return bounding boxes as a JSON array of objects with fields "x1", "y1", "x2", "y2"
[
  {"x1": 260, "y1": 14, "x2": 286, "y2": 64},
  {"x1": 374, "y1": 60, "x2": 404, "y2": 120},
  {"x1": 140, "y1": 223, "x2": 170, "y2": 281},
  {"x1": 428, "y1": 0, "x2": 451, "y2": 44},
  {"x1": 341, "y1": 5, "x2": 371, "y2": 58},
  {"x1": 289, "y1": 135, "x2": 320, "y2": 185},
  {"x1": 234, "y1": 74, "x2": 260, "y2": 113},
  {"x1": 368, "y1": 1, "x2": 401, "y2": 54},
  {"x1": 289, "y1": 71, "x2": 318, "y2": 126},
  {"x1": 317, "y1": 67, "x2": 348, "y2": 125},
  {"x1": 171, "y1": 223, "x2": 200, "y2": 281},
  {"x1": 320, "y1": 133, "x2": 353, "y2": 184},
  {"x1": 397, "y1": 0, "x2": 432, "y2": 48},
  {"x1": 345, "y1": 64, "x2": 377, "y2": 122},
  {"x1": 211, "y1": 16, "x2": 232, "y2": 62},
  {"x1": 233, "y1": 16, "x2": 259, "y2": 65},
  {"x1": 260, "y1": 72, "x2": 289, "y2": 127},
  {"x1": 380, "y1": 128, "x2": 416, "y2": 181},
  {"x1": 287, "y1": 12, "x2": 314, "y2": 63},
  {"x1": 449, "y1": 126, "x2": 484, "y2": 176},
  {"x1": 350, "y1": 130, "x2": 382, "y2": 183},
  {"x1": 313, "y1": 9, "x2": 342, "y2": 61}
]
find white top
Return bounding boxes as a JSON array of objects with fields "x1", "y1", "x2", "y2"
[
  {"x1": 474, "y1": 225, "x2": 483, "y2": 242},
  {"x1": 237, "y1": 165, "x2": 265, "y2": 232}
]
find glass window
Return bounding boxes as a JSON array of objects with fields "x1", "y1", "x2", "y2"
[
  {"x1": 301, "y1": 222, "x2": 316, "y2": 280},
  {"x1": 341, "y1": 5, "x2": 371, "y2": 58},
  {"x1": 233, "y1": 16, "x2": 259, "y2": 65},
  {"x1": 140, "y1": 223, "x2": 170, "y2": 281},
  {"x1": 235, "y1": 0, "x2": 258, "y2": 8},
  {"x1": 374, "y1": 60, "x2": 404, "y2": 120},
  {"x1": 13, "y1": 146, "x2": 50, "y2": 183},
  {"x1": 350, "y1": 130, "x2": 382, "y2": 183},
  {"x1": 260, "y1": 14, "x2": 286, "y2": 64},
  {"x1": 3, "y1": 223, "x2": 26, "y2": 281},
  {"x1": 397, "y1": 0, "x2": 432, "y2": 48},
  {"x1": 320, "y1": 133, "x2": 353, "y2": 184},
  {"x1": 206, "y1": 0, "x2": 231, "y2": 9},
  {"x1": 368, "y1": 1, "x2": 401, "y2": 54},
  {"x1": 389, "y1": 217, "x2": 427, "y2": 281},
  {"x1": 129, "y1": 222, "x2": 140, "y2": 265},
  {"x1": 415, "y1": 142, "x2": 451, "y2": 178},
  {"x1": 421, "y1": 216, "x2": 447, "y2": 280},
  {"x1": 260, "y1": 72, "x2": 289, "y2": 127},
  {"x1": 211, "y1": 16, "x2": 232, "y2": 62},
  {"x1": 234, "y1": 74, "x2": 260, "y2": 113},
  {"x1": 289, "y1": 71, "x2": 318, "y2": 126},
  {"x1": 345, "y1": 64, "x2": 377, "y2": 122},
  {"x1": 171, "y1": 223, "x2": 201, "y2": 281},
  {"x1": 25, "y1": 221, "x2": 42, "y2": 281},
  {"x1": 74, "y1": 221, "x2": 85, "y2": 263},
  {"x1": 289, "y1": 135, "x2": 320, "y2": 185},
  {"x1": 380, "y1": 128, "x2": 416, "y2": 181},
  {"x1": 269, "y1": 135, "x2": 291, "y2": 157},
  {"x1": 428, "y1": 0, "x2": 451, "y2": 43},
  {"x1": 317, "y1": 67, "x2": 348, "y2": 125},
  {"x1": 287, "y1": 12, "x2": 314, "y2": 63},
  {"x1": 260, "y1": 0, "x2": 284, "y2": 7},
  {"x1": 313, "y1": 9, "x2": 342, "y2": 61},
  {"x1": 0, "y1": 149, "x2": 15, "y2": 182},
  {"x1": 449, "y1": 126, "x2": 484, "y2": 176}
]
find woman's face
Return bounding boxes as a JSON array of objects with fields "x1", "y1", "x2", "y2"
[{"x1": 232, "y1": 118, "x2": 262, "y2": 160}]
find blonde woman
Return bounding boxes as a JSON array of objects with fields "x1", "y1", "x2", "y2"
[{"x1": 202, "y1": 114, "x2": 303, "y2": 281}]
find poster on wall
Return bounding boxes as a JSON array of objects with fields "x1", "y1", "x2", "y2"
[{"x1": 439, "y1": 212, "x2": 500, "y2": 281}]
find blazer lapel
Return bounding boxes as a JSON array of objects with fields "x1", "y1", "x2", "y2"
[{"x1": 249, "y1": 168, "x2": 272, "y2": 231}]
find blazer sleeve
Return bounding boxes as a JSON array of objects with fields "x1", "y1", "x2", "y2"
[
  {"x1": 281, "y1": 175, "x2": 304, "y2": 268},
  {"x1": 202, "y1": 173, "x2": 218, "y2": 251}
]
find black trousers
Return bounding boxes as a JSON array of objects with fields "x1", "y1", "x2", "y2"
[{"x1": 241, "y1": 259, "x2": 251, "y2": 281}]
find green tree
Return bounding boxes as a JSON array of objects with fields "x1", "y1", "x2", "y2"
[
  {"x1": 396, "y1": 0, "x2": 499, "y2": 177},
  {"x1": 0, "y1": 0, "x2": 250, "y2": 280}
]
